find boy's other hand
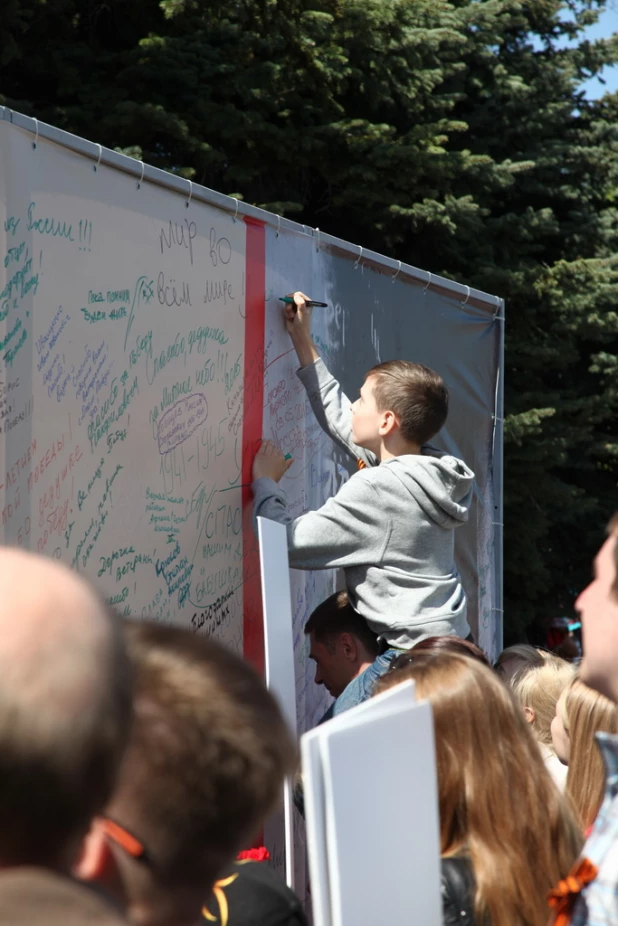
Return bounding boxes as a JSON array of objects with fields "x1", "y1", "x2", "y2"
[
  {"x1": 252, "y1": 440, "x2": 293, "y2": 483},
  {"x1": 283, "y1": 291, "x2": 312, "y2": 339}
]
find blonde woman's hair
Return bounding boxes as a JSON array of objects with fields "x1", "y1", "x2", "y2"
[
  {"x1": 376, "y1": 653, "x2": 582, "y2": 926},
  {"x1": 512, "y1": 659, "x2": 576, "y2": 746},
  {"x1": 563, "y1": 678, "x2": 618, "y2": 830}
]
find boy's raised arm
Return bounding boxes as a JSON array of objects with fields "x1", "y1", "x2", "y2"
[{"x1": 285, "y1": 292, "x2": 377, "y2": 467}]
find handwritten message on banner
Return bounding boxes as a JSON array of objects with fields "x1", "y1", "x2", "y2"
[{"x1": 0, "y1": 122, "x2": 247, "y2": 656}]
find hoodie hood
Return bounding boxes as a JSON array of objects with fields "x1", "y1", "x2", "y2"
[{"x1": 383, "y1": 450, "x2": 474, "y2": 529}]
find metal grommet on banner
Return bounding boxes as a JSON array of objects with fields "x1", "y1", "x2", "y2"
[
  {"x1": 31, "y1": 118, "x2": 39, "y2": 150},
  {"x1": 93, "y1": 144, "x2": 103, "y2": 172},
  {"x1": 276, "y1": 215, "x2": 281, "y2": 238},
  {"x1": 232, "y1": 198, "x2": 239, "y2": 222},
  {"x1": 186, "y1": 180, "x2": 193, "y2": 208},
  {"x1": 354, "y1": 246, "x2": 363, "y2": 270},
  {"x1": 137, "y1": 161, "x2": 145, "y2": 190},
  {"x1": 315, "y1": 227, "x2": 320, "y2": 252},
  {"x1": 423, "y1": 271, "x2": 432, "y2": 295},
  {"x1": 392, "y1": 260, "x2": 401, "y2": 284},
  {"x1": 461, "y1": 285, "x2": 471, "y2": 307}
]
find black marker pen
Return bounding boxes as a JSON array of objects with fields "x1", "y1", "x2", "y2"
[{"x1": 279, "y1": 297, "x2": 328, "y2": 308}]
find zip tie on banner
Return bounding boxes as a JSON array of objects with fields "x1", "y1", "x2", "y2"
[
  {"x1": 186, "y1": 180, "x2": 193, "y2": 208},
  {"x1": 232, "y1": 198, "x2": 239, "y2": 222},
  {"x1": 31, "y1": 118, "x2": 39, "y2": 150},
  {"x1": 315, "y1": 227, "x2": 320, "y2": 252},
  {"x1": 276, "y1": 215, "x2": 281, "y2": 238},
  {"x1": 137, "y1": 161, "x2": 145, "y2": 190},
  {"x1": 461, "y1": 285, "x2": 471, "y2": 307},
  {"x1": 423, "y1": 271, "x2": 432, "y2": 295},
  {"x1": 93, "y1": 143, "x2": 103, "y2": 172},
  {"x1": 392, "y1": 260, "x2": 401, "y2": 284},
  {"x1": 491, "y1": 414, "x2": 504, "y2": 423},
  {"x1": 354, "y1": 246, "x2": 363, "y2": 270},
  {"x1": 493, "y1": 303, "x2": 505, "y2": 321}
]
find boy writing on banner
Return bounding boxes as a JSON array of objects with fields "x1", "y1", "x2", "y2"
[{"x1": 251, "y1": 292, "x2": 474, "y2": 707}]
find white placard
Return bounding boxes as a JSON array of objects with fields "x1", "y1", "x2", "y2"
[
  {"x1": 258, "y1": 516, "x2": 297, "y2": 735},
  {"x1": 258, "y1": 515, "x2": 297, "y2": 890},
  {"x1": 301, "y1": 680, "x2": 441, "y2": 926}
]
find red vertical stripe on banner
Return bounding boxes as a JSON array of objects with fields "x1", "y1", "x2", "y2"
[{"x1": 242, "y1": 218, "x2": 266, "y2": 674}]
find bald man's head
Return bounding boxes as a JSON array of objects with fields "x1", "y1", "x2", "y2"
[{"x1": 0, "y1": 549, "x2": 132, "y2": 869}]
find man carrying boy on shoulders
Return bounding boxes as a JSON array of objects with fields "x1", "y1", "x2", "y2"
[{"x1": 252, "y1": 291, "x2": 474, "y2": 688}]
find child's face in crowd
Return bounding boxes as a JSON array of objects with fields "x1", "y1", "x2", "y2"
[
  {"x1": 551, "y1": 690, "x2": 570, "y2": 764},
  {"x1": 350, "y1": 376, "x2": 383, "y2": 450}
]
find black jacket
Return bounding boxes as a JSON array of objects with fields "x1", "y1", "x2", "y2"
[
  {"x1": 203, "y1": 860, "x2": 307, "y2": 926},
  {"x1": 441, "y1": 856, "x2": 477, "y2": 926}
]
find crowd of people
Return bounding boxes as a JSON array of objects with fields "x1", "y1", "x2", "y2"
[
  {"x1": 3, "y1": 292, "x2": 618, "y2": 925},
  {"x1": 299, "y1": 596, "x2": 618, "y2": 926},
  {"x1": 0, "y1": 548, "x2": 297, "y2": 925},
  {"x1": 3, "y1": 538, "x2": 616, "y2": 926}
]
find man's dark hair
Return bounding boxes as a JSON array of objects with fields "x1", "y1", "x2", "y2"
[
  {"x1": 108, "y1": 621, "x2": 297, "y2": 890},
  {"x1": 365, "y1": 360, "x2": 448, "y2": 445},
  {"x1": 304, "y1": 591, "x2": 379, "y2": 656}
]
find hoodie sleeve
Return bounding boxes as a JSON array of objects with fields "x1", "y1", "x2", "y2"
[
  {"x1": 252, "y1": 472, "x2": 389, "y2": 570},
  {"x1": 296, "y1": 358, "x2": 378, "y2": 468}
]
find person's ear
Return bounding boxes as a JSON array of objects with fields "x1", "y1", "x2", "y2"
[
  {"x1": 523, "y1": 706, "x2": 535, "y2": 725},
  {"x1": 339, "y1": 632, "x2": 358, "y2": 663},
  {"x1": 74, "y1": 818, "x2": 116, "y2": 882},
  {"x1": 378, "y1": 410, "x2": 398, "y2": 437}
]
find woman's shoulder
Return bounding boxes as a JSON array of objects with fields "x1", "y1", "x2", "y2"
[{"x1": 441, "y1": 856, "x2": 478, "y2": 926}]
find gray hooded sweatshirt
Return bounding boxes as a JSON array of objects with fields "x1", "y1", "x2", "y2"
[{"x1": 252, "y1": 358, "x2": 474, "y2": 647}]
